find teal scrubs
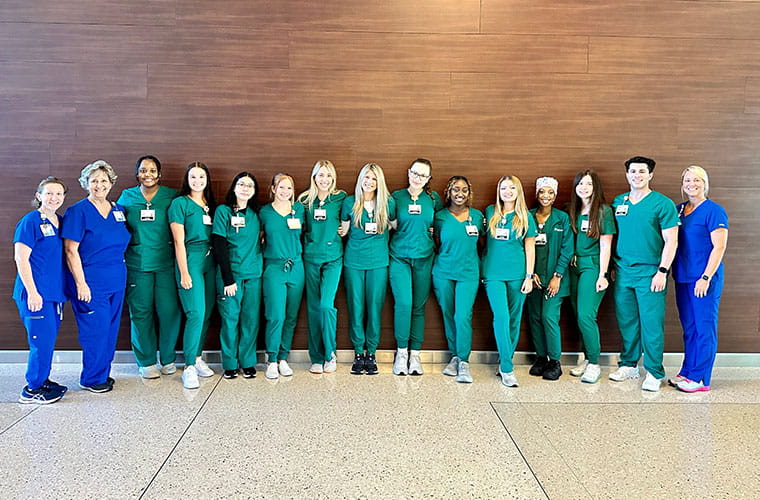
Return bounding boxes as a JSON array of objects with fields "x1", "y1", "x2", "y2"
[
  {"x1": 432, "y1": 208, "x2": 484, "y2": 363},
  {"x1": 212, "y1": 205, "x2": 263, "y2": 371},
  {"x1": 612, "y1": 190, "x2": 679, "y2": 379},
  {"x1": 301, "y1": 192, "x2": 347, "y2": 364},
  {"x1": 525, "y1": 207, "x2": 573, "y2": 362},
  {"x1": 259, "y1": 202, "x2": 305, "y2": 362},
  {"x1": 389, "y1": 189, "x2": 443, "y2": 350},
  {"x1": 481, "y1": 205, "x2": 538, "y2": 373},
  {"x1": 168, "y1": 196, "x2": 215, "y2": 368},
  {"x1": 341, "y1": 195, "x2": 397, "y2": 355},
  {"x1": 568, "y1": 205, "x2": 616, "y2": 364},
  {"x1": 117, "y1": 185, "x2": 181, "y2": 368}
]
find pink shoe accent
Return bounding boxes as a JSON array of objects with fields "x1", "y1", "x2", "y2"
[{"x1": 676, "y1": 380, "x2": 710, "y2": 393}]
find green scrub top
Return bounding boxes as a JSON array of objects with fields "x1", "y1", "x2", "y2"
[
  {"x1": 529, "y1": 207, "x2": 574, "y2": 284},
  {"x1": 390, "y1": 188, "x2": 443, "y2": 260},
  {"x1": 481, "y1": 205, "x2": 538, "y2": 281},
  {"x1": 612, "y1": 190, "x2": 679, "y2": 279},
  {"x1": 168, "y1": 196, "x2": 213, "y2": 252},
  {"x1": 259, "y1": 202, "x2": 305, "y2": 261},
  {"x1": 432, "y1": 207, "x2": 484, "y2": 281},
  {"x1": 341, "y1": 195, "x2": 397, "y2": 270},
  {"x1": 117, "y1": 185, "x2": 177, "y2": 271},
  {"x1": 300, "y1": 191, "x2": 346, "y2": 264},
  {"x1": 574, "y1": 205, "x2": 616, "y2": 257},
  {"x1": 212, "y1": 205, "x2": 263, "y2": 279}
]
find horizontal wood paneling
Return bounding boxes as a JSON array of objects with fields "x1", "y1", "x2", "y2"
[
  {"x1": 0, "y1": 105, "x2": 75, "y2": 140},
  {"x1": 745, "y1": 78, "x2": 760, "y2": 113},
  {"x1": 0, "y1": 0, "x2": 176, "y2": 25}
]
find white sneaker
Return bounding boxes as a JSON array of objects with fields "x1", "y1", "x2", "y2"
[
  {"x1": 160, "y1": 363, "x2": 176, "y2": 375},
  {"x1": 139, "y1": 364, "x2": 160, "y2": 379},
  {"x1": 580, "y1": 363, "x2": 601, "y2": 384},
  {"x1": 609, "y1": 366, "x2": 640, "y2": 381},
  {"x1": 570, "y1": 360, "x2": 588, "y2": 377},
  {"x1": 443, "y1": 356, "x2": 460, "y2": 376},
  {"x1": 195, "y1": 357, "x2": 214, "y2": 377},
  {"x1": 278, "y1": 360, "x2": 293, "y2": 377},
  {"x1": 641, "y1": 372, "x2": 662, "y2": 392},
  {"x1": 455, "y1": 361, "x2": 473, "y2": 383},
  {"x1": 265, "y1": 362, "x2": 279, "y2": 379},
  {"x1": 323, "y1": 354, "x2": 337, "y2": 373},
  {"x1": 409, "y1": 350, "x2": 423, "y2": 375},
  {"x1": 499, "y1": 371, "x2": 519, "y2": 387},
  {"x1": 182, "y1": 365, "x2": 199, "y2": 389},
  {"x1": 309, "y1": 363, "x2": 324, "y2": 374},
  {"x1": 393, "y1": 349, "x2": 409, "y2": 376}
]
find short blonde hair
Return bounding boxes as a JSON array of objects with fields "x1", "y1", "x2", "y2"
[
  {"x1": 79, "y1": 160, "x2": 117, "y2": 190},
  {"x1": 681, "y1": 165, "x2": 710, "y2": 197}
]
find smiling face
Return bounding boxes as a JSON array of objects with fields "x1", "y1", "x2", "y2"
[
  {"x1": 626, "y1": 162, "x2": 653, "y2": 191},
  {"x1": 449, "y1": 179, "x2": 470, "y2": 208},
  {"x1": 273, "y1": 177, "x2": 294, "y2": 202},
  {"x1": 536, "y1": 186, "x2": 557, "y2": 208},
  {"x1": 37, "y1": 182, "x2": 66, "y2": 212},
  {"x1": 187, "y1": 167, "x2": 207, "y2": 194},
  {"x1": 499, "y1": 179, "x2": 518, "y2": 204},
  {"x1": 575, "y1": 174, "x2": 594, "y2": 202},
  {"x1": 682, "y1": 171, "x2": 707, "y2": 199},
  {"x1": 361, "y1": 169, "x2": 378, "y2": 194},
  {"x1": 314, "y1": 166, "x2": 334, "y2": 193},
  {"x1": 88, "y1": 169, "x2": 113, "y2": 200},
  {"x1": 234, "y1": 176, "x2": 256, "y2": 204},
  {"x1": 137, "y1": 159, "x2": 159, "y2": 189},
  {"x1": 407, "y1": 161, "x2": 431, "y2": 190}
]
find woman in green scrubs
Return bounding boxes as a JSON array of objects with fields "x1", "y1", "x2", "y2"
[
  {"x1": 482, "y1": 175, "x2": 536, "y2": 388},
  {"x1": 389, "y1": 158, "x2": 443, "y2": 376},
  {"x1": 567, "y1": 170, "x2": 615, "y2": 384},
  {"x1": 340, "y1": 163, "x2": 396, "y2": 375},
  {"x1": 433, "y1": 176, "x2": 484, "y2": 383},
  {"x1": 169, "y1": 162, "x2": 217, "y2": 390},
  {"x1": 297, "y1": 160, "x2": 346, "y2": 374},
  {"x1": 526, "y1": 177, "x2": 574, "y2": 381},
  {"x1": 259, "y1": 173, "x2": 305, "y2": 380},
  {"x1": 212, "y1": 172, "x2": 262, "y2": 380},
  {"x1": 118, "y1": 155, "x2": 181, "y2": 379}
]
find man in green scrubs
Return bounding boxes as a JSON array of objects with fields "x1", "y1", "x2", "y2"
[{"x1": 610, "y1": 156, "x2": 679, "y2": 392}]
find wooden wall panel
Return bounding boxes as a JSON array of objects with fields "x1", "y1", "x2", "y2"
[
  {"x1": 745, "y1": 78, "x2": 760, "y2": 114},
  {"x1": 0, "y1": 0, "x2": 176, "y2": 25}
]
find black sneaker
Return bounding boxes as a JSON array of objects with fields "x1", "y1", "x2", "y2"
[
  {"x1": 529, "y1": 356, "x2": 548, "y2": 376},
  {"x1": 350, "y1": 354, "x2": 365, "y2": 375},
  {"x1": 365, "y1": 354, "x2": 378, "y2": 375},
  {"x1": 223, "y1": 369, "x2": 238, "y2": 379},
  {"x1": 106, "y1": 377, "x2": 115, "y2": 387},
  {"x1": 19, "y1": 385, "x2": 63, "y2": 404},
  {"x1": 242, "y1": 366, "x2": 257, "y2": 378},
  {"x1": 542, "y1": 360, "x2": 562, "y2": 381},
  {"x1": 79, "y1": 380, "x2": 113, "y2": 393},
  {"x1": 43, "y1": 378, "x2": 68, "y2": 394}
]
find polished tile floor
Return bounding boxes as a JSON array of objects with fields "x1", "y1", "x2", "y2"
[{"x1": 0, "y1": 359, "x2": 759, "y2": 499}]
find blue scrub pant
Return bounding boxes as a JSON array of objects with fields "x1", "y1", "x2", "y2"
[
  {"x1": 72, "y1": 290, "x2": 125, "y2": 387},
  {"x1": 389, "y1": 254, "x2": 433, "y2": 350},
  {"x1": 433, "y1": 276, "x2": 479, "y2": 362},
  {"x1": 484, "y1": 279, "x2": 527, "y2": 373},
  {"x1": 675, "y1": 276, "x2": 723, "y2": 386},
  {"x1": 176, "y1": 250, "x2": 216, "y2": 367},
  {"x1": 16, "y1": 300, "x2": 62, "y2": 390},
  {"x1": 344, "y1": 267, "x2": 388, "y2": 355},
  {"x1": 304, "y1": 258, "x2": 342, "y2": 364},
  {"x1": 263, "y1": 259, "x2": 305, "y2": 362}
]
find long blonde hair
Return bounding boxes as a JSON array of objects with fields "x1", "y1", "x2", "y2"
[
  {"x1": 298, "y1": 159, "x2": 343, "y2": 209},
  {"x1": 488, "y1": 175, "x2": 529, "y2": 238},
  {"x1": 351, "y1": 163, "x2": 391, "y2": 233}
]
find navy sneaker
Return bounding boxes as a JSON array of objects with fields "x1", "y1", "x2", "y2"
[
  {"x1": 350, "y1": 354, "x2": 365, "y2": 375},
  {"x1": 19, "y1": 385, "x2": 63, "y2": 404},
  {"x1": 43, "y1": 378, "x2": 68, "y2": 394},
  {"x1": 365, "y1": 354, "x2": 379, "y2": 375},
  {"x1": 242, "y1": 366, "x2": 257, "y2": 378},
  {"x1": 79, "y1": 380, "x2": 113, "y2": 393}
]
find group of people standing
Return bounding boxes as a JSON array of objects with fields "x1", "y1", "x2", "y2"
[{"x1": 12, "y1": 155, "x2": 727, "y2": 403}]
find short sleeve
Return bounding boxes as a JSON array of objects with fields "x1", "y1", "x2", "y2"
[
  {"x1": 432, "y1": 191, "x2": 444, "y2": 212},
  {"x1": 705, "y1": 202, "x2": 729, "y2": 232},
  {"x1": 13, "y1": 214, "x2": 38, "y2": 249},
  {"x1": 61, "y1": 204, "x2": 86, "y2": 243},
  {"x1": 294, "y1": 202, "x2": 306, "y2": 223},
  {"x1": 526, "y1": 215, "x2": 538, "y2": 238},
  {"x1": 168, "y1": 198, "x2": 185, "y2": 225},
  {"x1": 388, "y1": 197, "x2": 397, "y2": 221},
  {"x1": 212, "y1": 205, "x2": 230, "y2": 237},
  {"x1": 340, "y1": 196, "x2": 353, "y2": 222},
  {"x1": 658, "y1": 196, "x2": 680, "y2": 230}
]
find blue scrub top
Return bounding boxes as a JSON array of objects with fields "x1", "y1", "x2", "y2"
[
  {"x1": 12, "y1": 210, "x2": 66, "y2": 303},
  {"x1": 673, "y1": 199, "x2": 728, "y2": 283},
  {"x1": 61, "y1": 198, "x2": 132, "y2": 294}
]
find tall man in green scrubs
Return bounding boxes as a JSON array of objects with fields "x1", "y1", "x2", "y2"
[{"x1": 610, "y1": 156, "x2": 679, "y2": 392}]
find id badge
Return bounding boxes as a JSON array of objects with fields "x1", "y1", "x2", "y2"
[
  {"x1": 313, "y1": 208, "x2": 327, "y2": 221},
  {"x1": 113, "y1": 210, "x2": 126, "y2": 222},
  {"x1": 615, "y1": 204, "x2": 629, "y2": 216},
  {"x1": 495, "y1": 228, "x2": 510, "y2": 240},
  {"x1": 287, "y1": 218, "x2": 302, "y2": 230},
  {"x1": 40, "y1": 223, "x2": 55, "y2": 237},
  {"x1": 364, "y1": 222, "x2": 378, "y2": 234},
  {"x1": 202, "y1": 214, "x2": 212, "y2": 225},
  {"x1": 408, "y1": 204, "x2": 421, "y2": 215},
  {"x1": 140, "y1": 209, "x2": 155, "y2": 222},
  {"x1": 580, "y1": 219, "x2": 589, "y2": 232},
  {"x1": 535, "y1": 233, "x2": 547, "y2": 246},
  {"x1": 465, "y1": 224, "x2": 479, "y2": 236},
  {"x1": 231, "y1": 215, "x2": 245, "y2": 228}
]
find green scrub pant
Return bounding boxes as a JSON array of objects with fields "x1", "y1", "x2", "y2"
[
  {"x1": 614, "y1": 274, "x2": 667, "y2": 379},
  {"x1": 344, "y1": 266, "x2": 388, "y2": 355},
  {"x1": 304, "y1": 258, "x2": 342, "y2": 364},
  {"x1": 126, "y1": 267, "x2": 182, "y2": 367},
  {"x1": 432, "y1": 276, "x2": 479, "y2": 362},
  {"x1": 389, "y1": 254, "x2": 433, "y2": 350},
  {"x1": 569, "y1": 256, "x2": 605, "y2": 364},
  {"x1": 263, "y1": 259, "x2": 305, "y2": 363},
  {"x1": 484, "y1": 279, "x2": 527, "y2": 373},
  {"x1": 176, "y1": 250, "x2": 215, "y2": 367},
  {"x1": 217, "y1": 274, "x2": 261, "y2": 371},
  {"x1": 526, "y1": 289, "x2": 564, "y2": 361}
]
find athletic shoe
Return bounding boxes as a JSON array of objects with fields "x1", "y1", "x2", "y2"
[
  {"x1": 195, "y1": 357, "x2": 214, "y2": 377},
  {"x1": 139, "y1": 364, "x2": 161, "y2": 379},
  {"x1": 668, "y1": 374, "x2": 686, "y2": 387},
  {"x1": 455, "y1": 361, "x2": 473, "y2": 383},
  {"x1": 443, "y1": 356, "x2": 460, "y2": 376},
  {"x1": 641, "y1": 372, "x2": 662, "y2": 392},
  {"x1": 542, "y1": 360, "x2": 562, "y2": 381},
  {"x1": 350, "y1": 354, "x2": 365, "y2": 375},
  {"x1": 676, "y1": 379, "x2": 710, "y2": 393},
  {"x1": 393, "y1": 349, "x2": 409, "y2": 376},
  {"x1": 309, "y1": 363, "x2": 324, "y2": 374},
  {"x1": 43, "y1": 378, "x2": 68, "y2": 394},
  {"x1": 242, "y1": 367, "x2": 257, "y2": 378},
  {"x1": 19, "y1": 385, "x2": 63, "y2": 404},
  {"x1": 570, "y1": 359, "x2": 589, "y2": 377},
  {"x1": 278, "y1": 360, "x2": 293, "y2": 377},
  {"x1": 106, "y1": 377, "x2": 115, "y2": 387},
  {"x1": 499, "y1": 371, "x2": 519, "y2": 387},
  {"x1": 323, "y1": 354, "x2": 337, "y2": 373},
  {"x1": 609, "y1": 366, "x2": 640, "y2": 381},
  {"x1": 529, "y1": 356, "x2": 548, "y2": 376},
  {"x1": 409, "y1": 350, "x2": 423, "y2": 375},
  {"x1": 182, "y1": 365, "x2": 199, "y2": 389},
  {"x1": 580, "y1": 363, "x2": 601, "y2": 384},
  {"x1": 265, "y1": 362, "x2": 279, "y2": 379},
  {"x1": 223, "y1": 369, "x2": 238, "y2": 379},
  {"x1": 80, "y1": 380, "x2": 114, "y2": 393},
  {"x1": 160, "y1": 363, "x2": 177, "y2": 375},
  {"x1": 364, "y1": 354, "x2": 378, "y2": 375}
]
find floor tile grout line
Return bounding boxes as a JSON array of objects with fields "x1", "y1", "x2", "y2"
[
  {"x1": 0, "y1": 406, "x2": 40, "y2": 437},
  {"x1": 138, "y1": 376, "x2": 224, "y2": 499},
  {"x1": 490, "y1": 401, "x2": 760, "y2": 405},
  {"x1": 489, "y1": 402, "x2": 551, "y2": 500}
]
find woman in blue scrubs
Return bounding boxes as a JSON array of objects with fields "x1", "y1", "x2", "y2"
[
  {"x1": 14, "y1": 177, "x2": 69, "y2": 404},
  {"x1": 63, "y1": 161, "x2": 132, "y2": 393},
  {"x1": 671, "y1": 166, "x2": 728, "y2": 393}
]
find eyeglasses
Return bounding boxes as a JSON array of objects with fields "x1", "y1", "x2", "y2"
[
  {"x1": 408, "y1": 170, "x2": 430, "y2": 180},
  {"x1": 236, "y1": 181, "x2": 255, "y2": 189}
]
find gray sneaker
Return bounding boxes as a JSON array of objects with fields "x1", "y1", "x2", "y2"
[
  {"x1": 455, "y1": 361, "x2": 473, "y2": 383},
  {"x1": 499, "y1": 371, "x2": 519, "y2": 387},
  {"x1": 393, "y1": 349, "x2": 409, "y2": 376},
  {"x1": 443, "y1": 356, "x2": 460, "y2": 376}
]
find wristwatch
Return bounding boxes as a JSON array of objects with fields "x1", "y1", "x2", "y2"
[
  {"x1": 553, "y1": 272, "x2": 563, "y2": 279},
  {"x1": 658, "y1": 266, "x2": 670, "y2": 275},
  {"x1": 701, "y1": 274, "x2": 710, "y2": 281},
  {"x1": 525, "y1": 273, "x2": 534, "y2": 279}
]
